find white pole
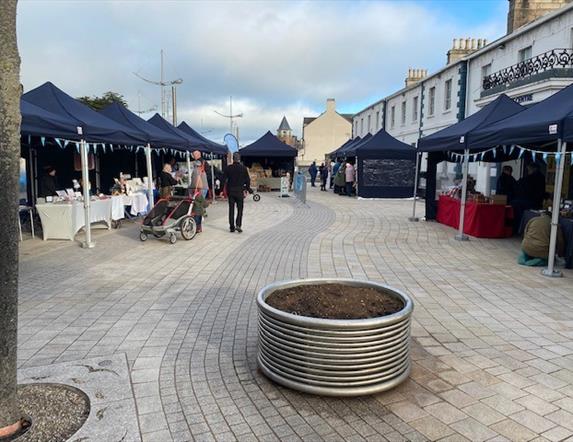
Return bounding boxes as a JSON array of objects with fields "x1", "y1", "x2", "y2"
[
  {"x1": 211, "y1": 159, "x2": 216, "y2": 202},
  {"x1": 409, "y1": 150, "x2": 421, "y2": 222},
  {"x1": 542, "y1": 139, "x2": 566, "y2": 278},
  {"x1": 145, "y1": 144, "x2": 154, "y2": 210},
  {"x1": 186, "y1": 151, "x2": 192, "y2": 188},
  {"x1": 455, "y1": 148, "x2": 470, "y2": 241},
  {"x1": 81, "y1": 139, "x2": 94, "y2": 249}
]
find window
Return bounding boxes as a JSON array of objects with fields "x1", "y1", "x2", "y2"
[
  {"x1": 367, "y1": 115, "x2": 371, "y2": 133},
  {"x1": 401, "y1": 101, "x2": 406, "y2": 125},
  {"x1": 429, "y1": 87, "x2": 436, "y2": 116},
  {"x1": 481, "y1": 63, "x2": 492, "y2": 81},
  {"x1": 375, "y1": 111, "x2": 380, "y2": 131},
  {"x1": 354, "y1": 120, "x2": 358, "y2": 136},
  {"x1": 444, "y1": 79, "x2": 452, "y2": 111},
  {"x1": 391, "y1": 106, "x2": 396, "y2": 128},
  {"x1": 360, "y1": 118, "x2": 364, "y2": 134},
  {"x1": 519, "y1": 46, "x2": 532, "y2": 62},
  {"x1": 412, "y1": 96, "x2": 418, "y2": 121}
]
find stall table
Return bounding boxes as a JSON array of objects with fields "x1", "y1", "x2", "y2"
[
  {"x1": 436, "y1": 195, "x2": 513, "y2": 238},
  {"x1": 36, "y1": 199, "x2": 112, "y2": 241},
  {"x1": 519, "y1": 210, "x2": 573, "y2": 269},
  {"x1": 111, "y1": 193, "x2": 149, "y2": 220}
]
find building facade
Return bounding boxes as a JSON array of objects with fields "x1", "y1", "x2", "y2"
[
  {"x1": 352, "y1": 1, "x2": 573, "y2": 197},
  {"x1": 300, "y1": 99, "x2": 353, "y2": 166}
]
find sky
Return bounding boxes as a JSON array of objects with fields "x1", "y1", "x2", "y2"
[{"x1": 17, "y1": 0, "x2": 508, "y2": 145}]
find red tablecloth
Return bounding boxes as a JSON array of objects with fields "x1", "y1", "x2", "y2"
[{"x1": 437, "y1": 195, "x2": 513, "y2": 238}]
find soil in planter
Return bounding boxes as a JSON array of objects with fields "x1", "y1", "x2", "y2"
[{"x1": 266, "y1": 283, "x2": 404, "y2": 319}]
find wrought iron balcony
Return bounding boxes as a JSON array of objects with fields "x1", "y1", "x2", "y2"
[{"x1": 483, "y1": 48, "x2": 573, "y2": 91}]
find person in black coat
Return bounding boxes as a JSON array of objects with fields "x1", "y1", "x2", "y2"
[
  {"x1": 39, "y1": 166, "x2": 58, "y2": 197},
  {"x1": 223, "y1": 152, "x2": 251, "y2": 233},
  {"x1": 308, "y1": 162, "x2": 318, "y2": 187},
  {"x1": 511, "y1": 163, "x2": 546, "y2": 233},
  {"x1": 496, "y1": 165, "x2": 517, "y2": 203},
  {"x1": 159, "y1": 163, "x2": 179, "y2": 199}
]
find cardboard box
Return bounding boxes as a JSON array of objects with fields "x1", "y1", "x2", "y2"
[{"x1": 491, "y1": 194, "x2": 507, "y2": 205}]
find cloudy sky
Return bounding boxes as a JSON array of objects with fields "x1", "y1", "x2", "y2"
[{"x1": 17, "y1": 0, "x2": 507, "y2": 145}]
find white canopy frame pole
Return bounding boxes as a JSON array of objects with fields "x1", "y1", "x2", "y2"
[
  {"x1": 186, "y1": 151, "x2": 192, "y2": 188},
  {"x1": 542, "y1": 138, "x2": 567, "y2": 278},
  {"x1": 80, "y1": 139, "x2": 94, "y2": 249},
  {"x1": 409, "y1": 149, "x2": 421, "y2": 222},
  {"x1": 211, "y1": 158, "x2": 216, "y2": 203},
  {"x1": 145, "y1": 144, "x2": 154, "y2": 210},
  {"x1": 455, "y1": 148, "x2": 470, "y2": 241}
]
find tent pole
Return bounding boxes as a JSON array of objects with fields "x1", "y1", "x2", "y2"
[
  {"x1": 211, "y1": 158, "x2": 216, "y2": 202},
  {"x1": 145, "y1": 144, "x2": 154, "y2": 210},
  {"x1": 409, "y1": 150, "x2": 420, "y2": 222},
  {"x1": 542, "y1": 138, "x2": 566, "y2": 278},
  {"x1": 81, "y1": 139, "x2": 94, "y2": 249},
  {"x1": 455, "y1": 148, "x2": 470, "y2": 241},
  {"x1": 186, "y1": 151, "x2": 192, "y2": 188}
]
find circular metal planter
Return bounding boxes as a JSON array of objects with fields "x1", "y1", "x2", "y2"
[{"x1": 257, "y1": 278, "x2": 414, "y2": 397}]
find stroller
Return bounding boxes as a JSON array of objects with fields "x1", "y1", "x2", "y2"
[{"x1": 140, "y1": 196, "x2": 197, "y2": 244}]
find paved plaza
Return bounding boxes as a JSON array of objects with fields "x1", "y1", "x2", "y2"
[{"x1": 17, "y1": 189, "x2": 573, "y2": 442}]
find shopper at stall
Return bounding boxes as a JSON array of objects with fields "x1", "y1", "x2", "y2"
[
  {"x1": 223, "y1": 152, "x2": 251, "y2": 233},
  {"x1": 512, "y1": 163, "x2": 547, "y2": 232},
  {"x1": 345, "y1": 160, "x2": 355, "y2": 197},
  {"x1": 191, "y1": 192, "x2": 209, "y2": 233},
  {"x1": 159, "y1": 163, "x2": 178, "y2": 199},
  {"x1": 518, "y1": 211, "x2": 564, "y2": 266},
  {"x1": 308, "y1": 161, "x2": 318, "y2": 187},
  {"x1": 496, "y1": 165, "x2": 517, "y2": 203},
  {"x1": 332, "y1": 159, "x2": 341, "y2": 190},
  {"x1": 319, "y1": 163, "x2": 328, "y2": 191},
  {"x1": 334, "y1": 161, "x2": 346, "y2": 194},
  {"x1": 190, "y1": 150, "x2": 209, "y2": 199},
  {"x1": 39, "y1": 166, "x2": 58, "y2": 197}
]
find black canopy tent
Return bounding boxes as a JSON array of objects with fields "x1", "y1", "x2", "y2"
[
  {"x1": 177, "y1": 121, "x2": 227, "y2": 156},
  {"x1": 341, "y1": 133, "x2": 373, "y2": 158},
  {"x1": 329, "y1": 138, "x2": 354, "y2": 160},
  {"x1": 417, "y1": 95, "x2": 525, "y2": 233},
  {"x1": 355, "y1": 130, "x2": 416, "y2": 198},
  {"x1": 470, "y1": 84, "x2": 573, "y2": 277},
  {"x1": 240, "y1": 131, "x2": 297, "y2": 169}
]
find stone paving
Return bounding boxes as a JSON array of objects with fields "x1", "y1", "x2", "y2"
[{"x1": 17, "y1": 188, "x2": 573, "y2": 441}]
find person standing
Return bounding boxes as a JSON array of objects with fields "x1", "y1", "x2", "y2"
[
  {"x1": 345, "y1": 161, "x2": 355, "y2": 197},
  {"x1": 496, "y1": 165, "x2": 517, "y2": 203},
  {"x1": 159, "y1": 163, "x2": 178, "y2": 199},
  {"x1": 223, "y1": 152, "x2": 251, "y2": 233},
  {"x1": 308, "y1": 161, "x2": 318, "y2": 187},
  {"x1": 319, "y1": 163, "x2": 328, "y2": 191},
  {"x1": 189, "y1": 150, "x2": 210, "y2": 199},
  {"x1": 39, "y1": 166, "x2": 58, "y2": 197}
]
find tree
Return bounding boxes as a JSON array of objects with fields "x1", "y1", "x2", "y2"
[
  {"x1": 77, "y1": 91, "x2": 128, "y2": 111},
  {"x1": 0, "y1": 0, "x2": 23, "y2": 437}
]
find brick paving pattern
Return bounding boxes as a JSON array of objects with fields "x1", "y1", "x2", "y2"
[{"x1": 18, "y1": 188, "x2": 573, "y2": 441}]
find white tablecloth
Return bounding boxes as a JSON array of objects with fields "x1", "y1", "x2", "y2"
[
  {"x1": 36, "y1": 199, "x2": 112, "y2": 241},
  {"x1": 110, "y1": 193, "x2": 149, "y2": 220}
]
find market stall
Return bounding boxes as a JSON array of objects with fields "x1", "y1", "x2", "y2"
[
  {"x1": 417, "y1": 94, "x2": 525, "y2": 238},
  {"x1": 355, "y1": 130, "x2": 416, "y2": 198},
  {"x1": 471, "y1": 84, "x2": 573, "y2": 275},
  {"x1": 239, "y1": 131, "x2": 297, "y2": 191},
  {"x1": 23, "y1": 82, "x2": 150, "y2": 247},
  {"x1": 177, "y1": 121, "x2": 228, "y2": 155}
]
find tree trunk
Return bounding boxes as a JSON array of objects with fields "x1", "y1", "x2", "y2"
[{"x1": 0, "y1": 0, "x2": 23, "y2": 437}]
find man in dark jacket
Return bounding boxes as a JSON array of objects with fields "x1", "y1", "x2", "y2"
[
  {"x1": 223, "y1": 152, "x2": 251, "y2": 233},
  {"x1": 308, "y1": 161, "x2": 318, "y2": 187},
  {"x1": 40, "y1": 166, "x2": 58, "y2": 197},
  {"x1": 496, "y1": 165, "x2": 517, "y2": 203}
]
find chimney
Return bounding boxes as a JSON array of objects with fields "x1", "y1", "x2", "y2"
[
  {"x1": 447, "y1": 37, "x2": 488, "y2": 64},
  {"x1": 405, "y1": 68, "x2": 428, "y2": 87},
  {"x1": 326, "y1": 98, "x2": 336, "y2": 113},
  {"x1": 507, "y1": 0, "x2": 573, "y2": 34}
]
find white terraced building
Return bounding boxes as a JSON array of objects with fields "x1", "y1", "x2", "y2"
[{"x1": 353, "y1": 0, "x2": 573, "y2": 202}]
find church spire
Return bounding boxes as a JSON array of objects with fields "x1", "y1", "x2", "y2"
[{"x1": 278, "y1": 116, "x2": 292, "y2": 132}]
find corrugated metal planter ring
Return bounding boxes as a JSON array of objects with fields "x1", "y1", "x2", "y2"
[{"x1": 257, "y1": 278, "x2": 414, "y2": 397}]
